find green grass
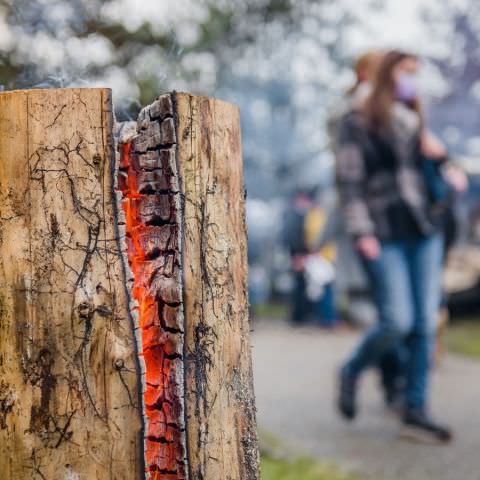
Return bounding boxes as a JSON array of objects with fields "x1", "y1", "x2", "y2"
[
  {"x1": 447, "y1": 320, "x2": 480, "y2": 358},
  {"x1": 254, "y1": 302, "x2": 288, "y2": 319},
  {"x1": 261, "y1": 454, "x2": 360, "y2": 480},
  {"x1": 259, "y1": 430, "x2": 362, "y2": 480}
]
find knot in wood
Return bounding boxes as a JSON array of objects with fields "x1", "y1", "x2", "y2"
[{"x1": 114, "y1": 359, "x2": 125, "y2": 371}]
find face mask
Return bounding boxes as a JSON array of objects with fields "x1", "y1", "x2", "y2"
[{"x1": 395, "y1": 73, "x2": 418, "y2": 102}]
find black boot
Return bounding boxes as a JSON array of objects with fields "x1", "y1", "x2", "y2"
[
  {"x1": 401, "y1": 409, "x2": 453, "y2": 443},
  {"x1": 338, "y1": 367, "x2": 357, "y2": 421},
  {"x1": 383, "y1": 378, "x2": 405, "y2": 412},
  {"x1": 378, "y1": 350, "x2": 406, "y2": 409}
]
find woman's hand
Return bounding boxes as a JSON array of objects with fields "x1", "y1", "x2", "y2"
[
  {"x1": 356, "y1": 235, "x2": 381, "y2": 260},
  {"x1": 444, "y1": 164, "x2": 468, "y2": 194},
  {"x1": 421, "y1": 131, "x2": 447, "y2": 160}
]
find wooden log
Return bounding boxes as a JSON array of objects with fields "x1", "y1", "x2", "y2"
[
  {"x1": 0, "y1": 88, "x2": 259, "y2": 480},
  {"x1": 175, "y1": 93, "x2": 259, "y2": 480},
  {"x1": 119, "y1": 93, "x2": 260, "y2": 480},
  {"x1": 0, "y1": 88, "x2": 143, "y2": 479}
]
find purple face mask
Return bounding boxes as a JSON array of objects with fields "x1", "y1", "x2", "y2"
[{"x1": 395, "y1": 73, "x2": 418, "y2": 102}]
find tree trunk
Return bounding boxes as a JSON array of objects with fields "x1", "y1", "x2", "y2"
[{"x1": 0, "y1": 88, "x2": 259, "y2": 480}]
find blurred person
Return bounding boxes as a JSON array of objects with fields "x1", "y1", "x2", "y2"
[
  {"x1": 330, "y1": 50, "x2": 409, "y2": 405},
  {"x1": 328, "y1": 51, "x2": 382, "y2": 330},
  {"x1": 328, "y1": 51, "x2": 383, "y2": 146},
  {"x1": 378, "y1": 161, "x2": 464, "y2": 403},
  {"x1": 283, "y1": 189, "x2": 339, "y2": 327},
  {"x1": 284, "y1": 190, "x2": 314, "y2": 325},
  {"x1": 336, "y1": 50, "x2": 466, "y2": 443},
  {"x1": 303, "y1": 191, "x2": 338, "y2": 328},
  {"x1": 347, "y1": 50, "x2": 384, "y2": 97}
]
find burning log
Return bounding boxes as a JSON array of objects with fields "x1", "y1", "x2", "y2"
[{"x1": 0, "y1": 88, "x2": 259, "y2": 480}]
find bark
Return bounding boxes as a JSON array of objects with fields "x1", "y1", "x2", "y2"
[{"x1": 0, "y1": 88, "x2": 259, "y2": 480}]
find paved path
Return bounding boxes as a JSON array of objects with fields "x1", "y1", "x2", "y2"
[{"x1": 252, "y1": 320, "x2": 480, "y2": 480}]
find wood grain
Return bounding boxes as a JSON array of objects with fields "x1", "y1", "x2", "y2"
[
  {"x1": 0, "y1": 88, "x2": 142, "y2": 480},
  {"x1": 0, "y1": 89, "x2": 260, "y2": 480},
  {"x1": 175, "y1": 92, "x2": 259, "y2": 480}
]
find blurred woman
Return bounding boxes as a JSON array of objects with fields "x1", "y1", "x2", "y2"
[
  {"x1": 331, "y1": 50, "x2": 408, "y2": 405},
  {"x1": 347, "y1": 50, "x2": 383, "y2": 97},
  {"x1": 328, "y1": 51, "x2": 383, "y2": 146},
  {"x1": 336, "y1": 50, "x2": 465, "y2": 442}
]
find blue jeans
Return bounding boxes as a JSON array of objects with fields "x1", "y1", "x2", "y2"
[
  {"x1": 314, "y1": 282, "x2": 337, "y2": 327},
  {"x1": 344, "y1": 234, "x2": 443, "y2": 409},
  {"x1": 291, "y1": 273, "x2": 337, "y2": 326}
]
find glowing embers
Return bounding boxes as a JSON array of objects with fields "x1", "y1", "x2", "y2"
[{"x1": 118, "y1": 108, "x2": 186, "y2": 479}]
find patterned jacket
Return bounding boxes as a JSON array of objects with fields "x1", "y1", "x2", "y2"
[{"x1": 336, "y1": 103, "x2": 439, "y2": 241}]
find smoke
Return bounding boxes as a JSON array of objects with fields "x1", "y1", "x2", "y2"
[
  {"x1": 0, "y1": 0, "x2": 212, "y2": 119},
  {"x1": 1, "y1": 0, "x2": 105, "y2": 88},
  {"x1": 0, "y1": 1, "x2": 133, "y2": 116}
]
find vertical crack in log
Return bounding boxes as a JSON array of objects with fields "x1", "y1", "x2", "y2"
[{"x1": 116, "y1": 94, "x2": 187, "y2": 480}]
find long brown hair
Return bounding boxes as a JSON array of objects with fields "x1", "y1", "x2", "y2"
[
  {"x1": 364, "y1": 50, "x2": 423, "y2": 131},
  {"x1": 347, "y1": 51, "x2": 383, "y2": 95}
]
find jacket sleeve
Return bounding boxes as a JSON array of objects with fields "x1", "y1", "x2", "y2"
[{"x1": 335, "y1": 114, "x2": 375, "y2": 239}]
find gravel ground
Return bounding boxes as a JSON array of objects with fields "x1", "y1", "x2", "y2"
[{"x1": 252, "y1": 319, "x2": 480, "y2": 480}]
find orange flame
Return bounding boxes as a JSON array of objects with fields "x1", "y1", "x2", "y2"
[{"x1": 118, "y1": 141, "x2": 185, "y2": 478}]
